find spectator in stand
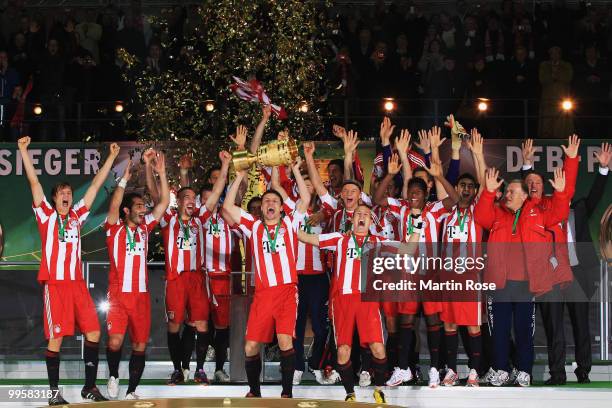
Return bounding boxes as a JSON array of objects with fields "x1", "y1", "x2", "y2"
[
  {"x1": 439, "y1": 12, "x2": 463, "y2": 54},
  {"x1": 8, "y1": 32, "x2": 32, "y2": 84},
  {"x1": 511, "y1": 16, "x2": 536, "y2": 60},
  {"x1": 538, "y1": 44, "x2": 574, "y2": 139},
  {"x1": 26, "y1": 16, "x2": 46, "y2": 65},
  {"x1": 418, "y1": 38, "x2": 444, "y2": 90},
  {"x1": 50, "y1": 16, "x2": 79, "y2": 63},
  {"x1": 404, "y1": 3, "x2": 428, "y2": 61},
  {"x1": 484, "y1": 13, "x2": 505, "y2": 63},
  {"x1": 0, "y1": 50, "x2": 20, "y2": 140},
  {"x1": 504, "y1": 45, "x2": 537, "y2": 137},
  {"x1": 461, "y1": 15, "x2": 484, "y2": 66},
  {"x1": 350, "y1": 27, "x2": 374, "y2": 93},
  {"x1": 76, "y1": 10, "x2": 103, "y2": 64},
  {"x1": 0, "y1": 0, "x2": 23, "y2": 46},
  {"x1": 117, "y1": 5, "x2": 147, "y2": 60},
  {"x1": 573, "y1": 44, "x2": 610, "y2": 139},
  {"x1": 35, "y1": 38, "x2": 66, "y2": 141},
  {"x1": 145, "y1": 40, "x2": 165, "y2": 75},
  {"x1": 460, "y1": 53, "x2": 496, "y2": 134},
  {"x1": 98, "y1": 6, "x2": 120, "y2": 64},
  {"x1": 364, "y1": 41, "x2": 392, "y2": 99},
  {"x1": 421, "y1": 52, "x2": 464, "y2": 129}
]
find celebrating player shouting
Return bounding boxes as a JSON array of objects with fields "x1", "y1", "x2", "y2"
[
  {"x1": 298, "y1": 203, "x2": 421, "y2": 403},
  {"x1": 104, "y1": 151, "x2": 170, "y2": 399},
  {"x1": 19, "y1": 136, "x2": 120, "y2": 405},
  {"x1": 161, "y1": 151, "x2": 231, "y2": 385},
  {"x1": 223, "y1": 160, "x2": 310, "y2": 399}
]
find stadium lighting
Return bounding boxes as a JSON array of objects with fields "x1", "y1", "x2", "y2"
[
  {"x1": 204, "y1": 100, "x2": 216, "y2": 112},
  {"x1": 561, "y1": 98, "x2": 574, "y2": 112},
  {"x1": 33, "y1": 104, "x2": 43, "y2": 115},
  {"x1": 298, "y1": 101, "x2": 309, "y2": 113},
  {"x1": 98, "y1": 300, "x2": 110, "y2": 313},
  {"x1": 477, "y1": 98, "x2": 489, "y2": 112},
  {"x1": 114, "y1": 102, "x2": 124, "y2": 113},
  {"x1": 383, "y1": 98, "x2": 396, "y2": 112}
]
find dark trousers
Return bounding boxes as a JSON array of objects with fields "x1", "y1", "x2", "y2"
[
  {"x1": 295, "y1": 274, "x2": 329, "y2": 372},
  {"x1": 489, "y1": 281, "x2": 535, "y2": 374},
  {"x1": 539, "y1": 297, "x2": 591, "y2": 378}
]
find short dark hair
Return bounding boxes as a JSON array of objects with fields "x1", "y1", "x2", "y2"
[
  {"x1": 50, "y1": 182, "x2": 72, "y2": 206},
  {"x1": 199, "y1": 183, "x2": 214, "y2": 197},
  {"x1": 327, "y1": 159, "x2": 344, "y2": 172},
  {"x1": 413, "y1": 166, "x2": 432, "y2": 182},
  {"x1": 523, "y1": 170, "x2": 544, "y2": 183},
  {"x1": 455, "y1": 173, "x2": 478, "y2": 187},
  {"x1": 261, "y1": 189, "x2": 284, "y2": 203},
  {"x1": 407, "y1": 177, "x2": 428, "y2": 193},
  {"x1": 120, "y1": 193, "x2": 143, "y2": 220},
  {"x1": 206, "y1": 166, "x2": 221, "y2": 181},
  {"x1": 176, "y1": 186, "x2": 196, "y2": 199},
  {"x1": 247, "y1": 196, "x2": 262, "y2": 212},
  {"x1": 342, "y1": 179, "x2": 363, "y2": 191}
]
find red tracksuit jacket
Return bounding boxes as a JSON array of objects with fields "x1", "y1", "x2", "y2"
[{"x1": 475, "y1": 189, "x2": 570, "y2": 296}]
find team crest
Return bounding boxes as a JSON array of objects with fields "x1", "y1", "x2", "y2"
[
  {"x1": 278, "y1": 228, "x2": 286, "y2": 236},
  {"x1": 190, "y1": 226, "x2": 198, "y2": 234},
  {"x1": 69, "y1": 220, "x2": 78, "y2": 228},
  {"x1": 140, "y1": 231, "x2": 146, "y2": 239},
  {"x1": 53, "y1": 324, "x2": 61, "y2": 334}
]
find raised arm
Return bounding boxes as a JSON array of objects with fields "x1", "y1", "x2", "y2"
[
  {"x1": 586, "y1": 143, "x2": 611, "y2": 214},
  {"x1": 291, "y1": 157, "x2": 311, "y2": 214},
  {"x1": 222, "y1": 169, "x2": 247, "y2": 225},
  {"x1": 544, "y1": 168, "x2": 570, "y2": 227},
  {"x1": 303, "y1": 141, "x2": 328, "y2": 197},
  {"x1": 297, "y1": 229, "x2": 320, "y2": 246},
  {"x1": 270, "y1": 165, "x2": 289, "y2": 201},
  {"x1": 374, "y1": 153, "x2": 402, "y2": 206},
  {"x1": 428, "y1": 126, "x2": 446, "y2": 165},
  {"x1": 17, "y1": 136, "x2": 44, "y2": 207},
  {"x1": 83, "y1": 143, "x2": 120, "y2": 210},
  {"x1": 249, "y1": 104, "x2": 271, "y2": 154},
  {"x1": 204, "y1": 151, "x2": 231, "y2": 212},
  {"x1": 107, "y1": 160, "x2": 132, "y2": 225},
  {"x1": 151, "y1": 153, "x2": 170, "y2": 221},
  {"x1": 230, "y1": 125, "x2": 248, "y2": 152},
  {"x1": 467, "y1": 128, "x2": 487, "y2": 198},
  {"x1": 143, "y1": 149, "x2": 160, "y2": 204},
  {"x1": 395, "y1": 129, "x2": 413, "y2": 183},
  {"x1": 474, "y1": 168, "x2": 504, "y2": 230},
  {"x1": 425, "y1": 157, "x2": 459, "y2": 210},
  {"x1": 343, "y1": 130, "x2": 360, "y2": 180},
  {"x1": 178, "y1": 153, "x2": 193, "y2": 188}
]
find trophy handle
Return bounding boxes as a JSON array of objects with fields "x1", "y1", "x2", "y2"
[{"x1": 231, "y1": 150, "x2": 257, "y2": 172}]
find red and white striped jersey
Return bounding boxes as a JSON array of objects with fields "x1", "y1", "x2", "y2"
[
  {"x1": 202, "y1": 209, "x2": 238, "y2": 275},
  {"x1": 320, "y1": 192, "x2": 376, "y2": 234},
  {"x1": 372, "y1": 205, "x2": 400, "y2": 241},
  {"x1": 386, "y1": 198, "x2": 446, "y2": 268},
  {"x1": 33, "y1": 197, "x2": 89, "y2": 282},
  {"x1": 261, "y1": 166, "x2": 300, "y2": 202},
  {"x1": 160, "y1": 206, "x2": 210, "y2": 280},
  {"x1": 284, "y1": 197, "x2": 325, "y2": 275},
  {"x1": 319, "y1": 232, "x2": 386, "y2": 294},
  {"x1": 441, "y1": 201, "x2": 483, "y2": 261},
  {"x1": 105, "y1": 214, "x2": 158, "y2": 292},
  {"x1": 371, "y1": 150, "x2": 427, "y2": 179},
  {"x1": 236, "y1": 208, "x2": 305, "y2": 290}
]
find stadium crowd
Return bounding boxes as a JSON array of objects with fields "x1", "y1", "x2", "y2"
[{"x1": 0, "y1": 1, "x2": 611, "y2": 141}]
